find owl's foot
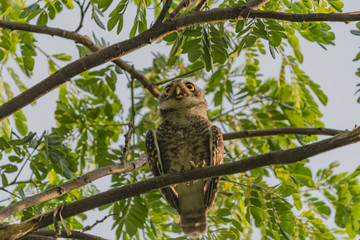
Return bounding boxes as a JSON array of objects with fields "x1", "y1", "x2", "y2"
[{"x1": 190, "y1": 160, "x2": 206, "y2": 169}]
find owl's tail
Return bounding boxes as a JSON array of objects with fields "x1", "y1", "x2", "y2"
[
  {"x1": 177, "y1": 182, "x2": 208, "y2": 238},
  {"x1": 180, "y1": 211, "x2": 207, "y2": 239}
]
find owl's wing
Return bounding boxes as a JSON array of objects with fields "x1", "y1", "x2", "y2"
[
  {"x1": 205, "y1": 125, "x2": 224, "y2": 209},
  {"x1": 145, "y1": 130, "x2": 180, "y2": 212}
]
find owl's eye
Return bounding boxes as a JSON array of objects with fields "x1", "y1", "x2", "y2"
[
  {"x1": 185, "y1": 83, "x2": 195, "y2": 92},
  {"x1": 164, "y1": 86, "x2": 171, "y2": 96}
]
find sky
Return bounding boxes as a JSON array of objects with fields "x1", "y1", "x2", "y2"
[{"x1": 8, "y1": 0, "x2": 360, "y2": 238}]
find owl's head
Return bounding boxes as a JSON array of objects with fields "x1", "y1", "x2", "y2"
[{"x1": 158, "y1": 79, "x2": 208, "y2": 122}]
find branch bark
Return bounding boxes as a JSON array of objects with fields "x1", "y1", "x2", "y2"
[
  {"x1": 1, "y1": 127, "x2": 359, "y2": 239},
  {"x1": 0, "y1": 8, "x2": 359, "y2": 121},
  {"x1": 0, "y1": 127, "x2": 345, "y2": 222}
]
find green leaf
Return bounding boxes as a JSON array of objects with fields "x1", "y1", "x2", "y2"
[
  {"x1": 98, "y1": 0, "x2": 113, "y2": 9},
  {"x1": 107, "y1": 15, "x2": 120, "y2": 31},
  {"x1": 37, "y1": 11, "x2": 48, "y2": 26},
  {"x1": 19, "y1": 4, "x2": 40, "y2": 18},
  {"x1": 351, "y1": 165, "x2": 360, "y2": 178},
  {"x1": 250, "y1": 198, "x2": 262, "y2": 208},
  {"x1": 308, "y1": 79, "x2": 328, "y2": 105},
  {"x1": 214, "y1": 90, "x2": 223, "y2": 106},
  {"x1": 117, "y1": 19, "x2": 124, "y2": 34},
  {"x1": 9, "y1": 155, "x2": 22, "y2": 163},
  {"x1": 212, "y1": 50, "x2": 227, "y2": 64},
  {"x1": 269, "y1": 32, "x2": 282, "y2": 47},
  {"x1": 54, "y1": 1, "x2": 63, "y2": 12},
  {"x1": 328, "y1": 0, "x2": 344, "y2": 12},
  {"x1": 0, "y1": 49, "x2": 4, "y2": 62},
  {"x1": 250, "y1": 206, "x2": 263, "y2": 226},
  {"x1": 245, "y1": 35, "x2": 257, "y2": 47},
  {"x1": 279, "y1": 220, "x2": 295, "y2": 234},
  {"x1": 163, "y1": 32, "x2": 178, "y2": 42},
  {"x1": 293, "y1": 193, "x2": 302, "y2": 210},
  {"x1": 94, "y1": 12, "x2": 106, "y2": 30},
  {"x1": 183, "y1": 29, "x2": 202, "y2": 37},
  {"x1": 302, "y1": 0, "x2": 312, "y2": 9},
  {"x1": 292, "y1": 173, "x2": 315, "y2": 188},
  {"x1": 1, "y1": 173, "x2": 8, "y2": 187},
  {"x1": 1, "y1": 164, "x2": 18, "y2": 173},
  {"x1": 351, "y1": 30, "x2": 360, "y2": 36},
  {"x1": 0, "y1": 137, "x2": 10, "y2": 150},
  {"x1": 48, "y1": 5, "x2": 56, "y2": 19},
  {"x1": 188, "y1": 49, "x2": 201, "y2": 63},
  {"x1": 14, "y1": 111, "x2": 28, "y2": 136},
  {"x1": 17, "y1": 186, "x2": 26, "y2": 199},
  {"x1": 53, "y1": 53, "x2": 72, "y2": 61}
]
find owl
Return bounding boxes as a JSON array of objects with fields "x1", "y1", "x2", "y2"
[{"x1": 145, "y1": 79, "x2": 224, "y2": 238}]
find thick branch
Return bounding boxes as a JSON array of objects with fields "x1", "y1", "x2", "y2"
[
  {"x1": 0, "y1": 20, "x2": 160, "y2": 98},
  {"x1": 0, "y1": 9, "x2": 359, "y2": 121},
  {"x1": 2, "y1": 127, "x2": 359, "y2": 239},
  {"x1": 0, "y1": 127, "x2": 345, "y2": 222},
  {"x1": 0, "y1": 156, "x2": 147, "y2": 222}
]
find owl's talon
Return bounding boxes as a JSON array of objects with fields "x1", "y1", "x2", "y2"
[
  {"x1": 190, "y1": 160, "x2": 206, "y2": 168},
  {"x1": 190, "y1": 160, "x2": 196, "y2": 169}
]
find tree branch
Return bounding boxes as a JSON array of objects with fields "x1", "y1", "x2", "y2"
[
  {"x1": 0, "y1": 126, "x2": 345, "y2": 222},
  {"x1": 168, "y1": 0, "x2": 196, "y2": 18},
  {"x1": 153, "y1": 0, "x2": 173, "y2": 26},
  {"x1": 0, "y1": 20, "x2": 160, "y2": 99},
  {"x1": 222, "y1": 127, "x2": 346, "y2": 140},
  {"x1": 1, "y1": 127, "x2": 359, "y2": 239},
  {"x1": 0, "y1": 8, "x2": 359, "y2": 121},
  {"x1": 0, "y1": 156, "x2": 147, "y2": 222},
  {"x1": 244, "y1": 0, "x2": 270, "y2": 9}
]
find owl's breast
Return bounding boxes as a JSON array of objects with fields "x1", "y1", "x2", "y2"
[{"x1": 156, "y1": 119, "x2": 212, "y2": 174}]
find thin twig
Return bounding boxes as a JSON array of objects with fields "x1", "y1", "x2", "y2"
[
  {"x1": 83, "y1": 213, "x2": 118, "y2": 232},
  {"x1": 119, "y1": 122, "x2": 133, "y2": 164},
  {"x1": 74, "y1": 1, "x2": 91, "y2": 32},
  {"x1": 169, "y1": 0, "x2": 198, "y2": 18},
  {"x1": 194, "y1": 0, "x2": 207, "y2": 11},
  {"x1": 153, "y1": 0, "x2": 173, "y2": 27}
]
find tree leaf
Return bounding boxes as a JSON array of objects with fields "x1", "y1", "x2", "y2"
[{"x1": 245, "y1": 35, "x2": 257, "y2": 47}]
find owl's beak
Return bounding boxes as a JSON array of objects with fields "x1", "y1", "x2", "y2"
[{"x1": 175, "y1": 86, "x2": 182, "y2": 99}]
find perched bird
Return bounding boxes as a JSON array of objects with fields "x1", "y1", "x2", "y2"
[{"x1": 145, "y1": 79, "x2": 224, "y2": 238}]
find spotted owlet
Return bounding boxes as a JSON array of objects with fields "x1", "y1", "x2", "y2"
[{"x1": 145, "y1": 79, "x2": 224, "y2": 238}]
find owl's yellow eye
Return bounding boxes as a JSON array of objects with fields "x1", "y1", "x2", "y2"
[
  {"x1": 164, "y1": 86, "x2": 171, "y2": 96},
  {"x1": 186, "y1": 83, "x2": 195, "y2": 92}
]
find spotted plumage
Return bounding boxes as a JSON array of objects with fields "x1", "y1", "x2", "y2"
[{"x1": 145, "y1": 79, "x2": 224, "y2": 238}]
